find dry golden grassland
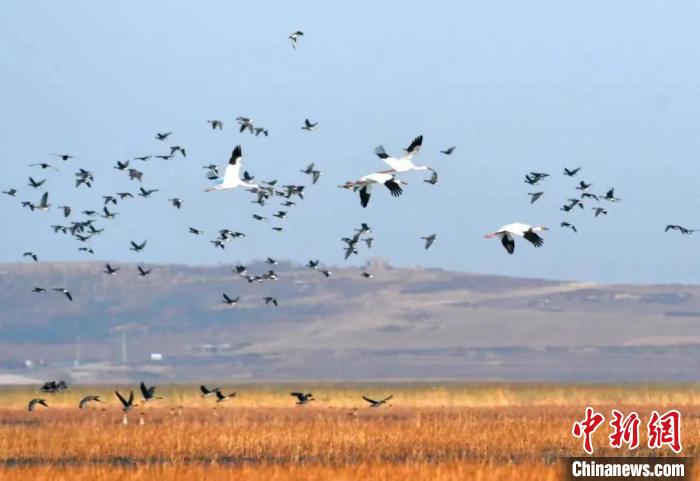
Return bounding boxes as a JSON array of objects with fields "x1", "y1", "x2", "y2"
[{"x1": 1, "y1": 383, "x2": 698, "y2": 480}]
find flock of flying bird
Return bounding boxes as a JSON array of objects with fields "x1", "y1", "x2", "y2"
[
  {"x1": 7, "y1": 124, "x2": 446, "y2": 305},
  {"x1": 27, "y1": 380, "x2": 393, "y2": 421},
  {"x1": 7, "y1": 29, "x2": 696, "y2": 413}
]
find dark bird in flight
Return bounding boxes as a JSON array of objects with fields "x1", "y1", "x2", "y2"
[
  {"x1": 2, "y1": 188, "x2": 17, "y2": 196},
  {"x1": 306, "y1": 259, "x2": 320, "y2": 269},
  {"x1": 32, "y1": 287, "x2": 47, "y2": 293},
  {"x1": 239, "y1": 119, "x2": 254, "y2": 134},
  {"x1": 170, "y1": 145, "x2": 186, "y2": 157},
  {"x1": 169, "y1": 198, "x2": 183, "y2": 209},
  {"x1": 215, "y1": 390, "x2": 237, "y2": 403},
  {"x1": 222, "y1": 293, "x2": 239, "y2": 306},
  {"x1": 28, "y1": 177, "x2": 46, "y2": 189},
  {"x1": 140, "y1": 382, "x2": 163, "y2": 403},
  {"x1": 130, "y1": 240, "x2": 147, "y2": 252},
  {"x1": 581, "y1": 192, "x2": 599, "y2": 201},
  {"x1": 200, "y1": 385, "x2": 221, "y2": 398},
  {"x1": 665, "y1": 225, "x2": 695, "y2": 235},
  {"x1": 289, "y1": 30, "x2": 304, "y2": 49},
  {"x1": 79, "y1": 395, "x2": 104, "y2": 409},
  {"x1": 356, "y1": 224, "x2": 371, "y2": 235},
  {"x1": 134, "y1": 156, "x2": 151, "y2": 162},
  {"x1": 592, "y1": 207, "x2": 608, "y2": 217},
  {"x1": 114, "y1": 160, "x2": 129, "y2": 171},
  {"x1": 207, "y1": 120, "x2": 223, "y2": 130},
  {"x1": 440, "y1": 146, "x2": 456, "y2": 155},
  {"x1": 362, "y1": 395, "x2": 393, "y2": 407},
  {"x1": 52, "y1": 153, "x2": 74, "y2": 161},
  {"x1": 263, "y1": 296, "x2": 278, "y2": 307},
  {"x1": 23, "y1": 251, "x2": 38, "y2": 262},
  {"x1": 602, "y1": 188, "x2": 621, "y2": 202},
  {"x1": 28, "y1": 398, "x2": 49, "y2": 412},
  {"x1": 563, "y1": 167, "x2": 581, "y2": 177},
  {"x1": 138, "y1": 187, "x2": 159, "y2": 198},
  {"x1": 30, "y1": 162, "x2": 59, "y2": 171},
  {"x1": 361, "y1": 272, "x2": 373, "y2": 279},
  {"x1": 155, "y1": 132, "x2": 172, "y2": 141},
  {"x1": 560, "y1": 222, "x2": 577, "y2": 233},
  {"x1": 301, "y1": 118, "x2": 318, "y2": 131},
  {"x1": 78, "y1": 247, "x2": 94, "y2": 254},
  {"x1": 52, "y1": 288, "x2": 73, "y2": 301},
  {"x1": 40, "y1": 380, "x2": 67, "y2": 393},
  {"x1": 128, "y1": 169, "x2": 143, "y2": 182},
  {"x1": 290, "y1": 392, "x2": 314, "y2": 405},
  {"x1": 189, "y1": 227, "x2": 203, "y2": 235},
  {"x1": 104, "y1": 263, "x2": 120, "y2": 275},
  {"x1": 137, "y1": 266, "x2": 152, "y2": 277},
  {"x1": 422, "y1": 234, "x2": 436, "y2": 250},
  {"x1": 528, "y1": 192, "x2": 544, "y2": 204},
  {"x1": 57, "y1": 205, "x2": 71, "y2": 217},
  {"x1": 524, "y1": 172, "x2": 548, "y2": 185},
  {"x1": 576, "y1": 181, "x2": 593, "y2": 192},
  {"x1": 115, "y1": 390, "x2": 137, "y2": 412},
  {"x1": 102, "y1": 206, "x2": 118, "y2": 219},
  {"x1": 321, "y1": 270, "x2": 332, "y2": 278},
  {"x1": 423, "y1": 170, "x2": 438, "y2": 185}
]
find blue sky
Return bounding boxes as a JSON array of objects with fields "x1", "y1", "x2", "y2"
[{"x1": 1, "y1": 1, "x2": 700, "y2": 284}]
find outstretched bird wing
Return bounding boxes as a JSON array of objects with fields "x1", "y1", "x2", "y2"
[
  {"x1": 501, "y1": 234, "x2": 515, "y2": 255},
  {"x1": 522, "y1": 229, "x2": 544, "y2": 248},
  {"x1": 115, "y1": 390, "x2": 128, "y2": 408},
  {"x1": 401, "y1": 135, "x2": 423, "y2": 161},
  {"x1": 359, "y1": 185, "x2": 372, "y2": 208},
  {"x1": 383, "y1": 179, "x2": 403, "y2": 197},
  {"x1": 222, "y1": 146, "x2": 243, "y2": 186}
]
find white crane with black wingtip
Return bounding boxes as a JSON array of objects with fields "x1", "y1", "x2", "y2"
[
  {"x1": 374, "y1": 135, "x2": 431, "y2": 173},
  {"x1": 340, "y1": 172, "x2": 406, "y2": 208},
  {"x1": 205, "y1": 146, "x2": 259, "y2": 192},
  {"x1": 484, "y1": 223, "x2": 548, "y2": 255}
]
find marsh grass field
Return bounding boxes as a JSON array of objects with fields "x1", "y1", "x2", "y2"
[{"x1": 1, "y1": 383, "x2": 698, "y2": 480}]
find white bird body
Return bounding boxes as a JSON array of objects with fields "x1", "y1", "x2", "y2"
[
  {"x1": 374, "y1": 135, "x2": 430, "y2": 173},
  {"x1": 484, "y1": 223, "x2": 548, "y2": 254},
  {"x1": 205, "y1": 146, "x2": 259, "y2": 192},
  {"x1": 340, "y1": 172, "x2": 406, "y2": 208}
]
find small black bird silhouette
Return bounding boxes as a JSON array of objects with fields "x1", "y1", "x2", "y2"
[
  {"x1": 222, "y1": 293, "x2": 239, "y2": 305},
  {"x1": 130, "y1": 240, "x2": 147, "y2": 252},
  {"x1": 362, "y1": 395, "x2": 393, "y2": 407},
  {"x1": 137, "y1": 266, "x2": 152, "y2": 277},
  {"x1": 289, "y1": 30, "x2": 304, "y2": 49},
  {"x1": 28, "y1": 398, "x2": 49, "y2": 412},
  {"x1": 52, "y1": 287, "x2": 73, "y2": 301},
  {"x1": 290, "y1": 392, "x2": 314, "y2": 405},
  {"x1": 155, "y1": 132, "x2": 172, "y2": 141},
  {"x1": 421, "y1": 234, "x2": 436, "y2": 250}
]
